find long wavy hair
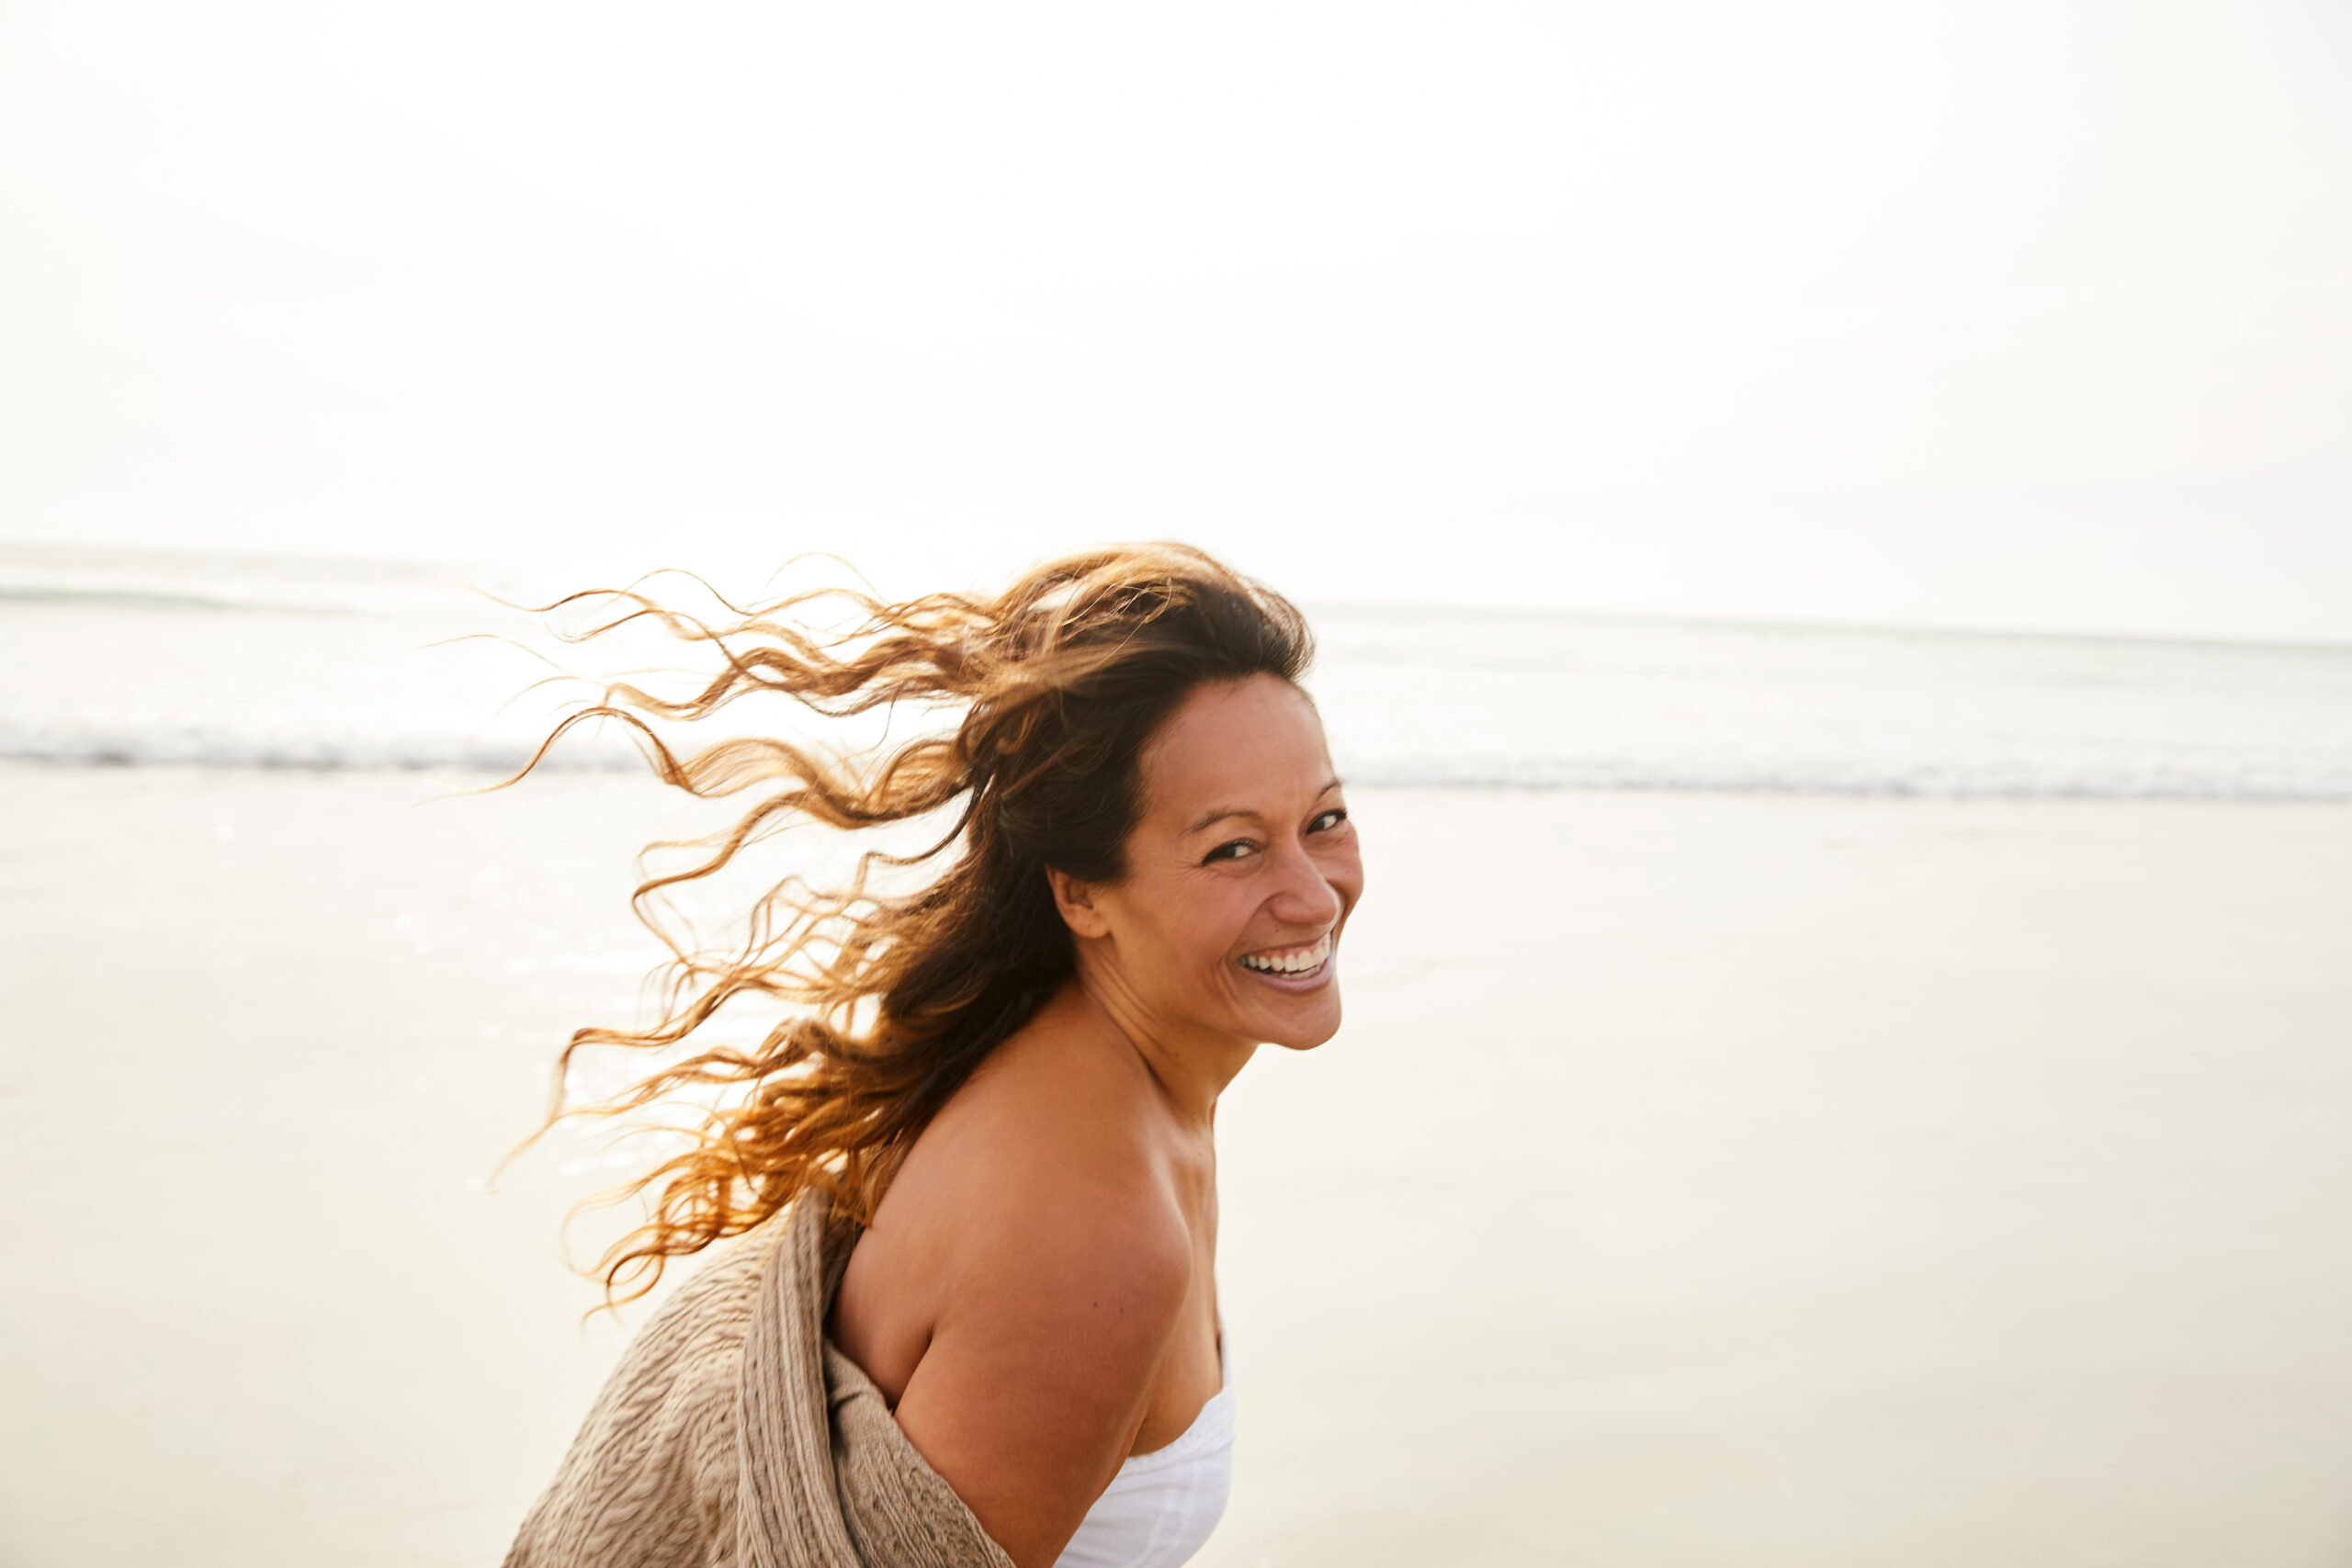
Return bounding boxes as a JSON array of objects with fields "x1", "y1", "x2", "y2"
[{"x1": 503, "y1": 543, "x2": 1313, "y2": 1303}]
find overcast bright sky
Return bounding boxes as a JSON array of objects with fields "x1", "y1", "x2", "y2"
[{"x1": 4, "y1": 1, "x2": 2349, "y2": 641}]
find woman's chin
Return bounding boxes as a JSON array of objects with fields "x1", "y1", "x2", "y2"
[
  {"x1": 1250, "y1": 984, "x2": 1344, "y2": 1052},
  {"x1": 1199, "y1": 953, "x2": 1346, "y2": 1051}
]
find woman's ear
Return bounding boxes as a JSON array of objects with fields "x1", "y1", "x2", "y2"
[{"x1": 1045, "y1": 865, "x2": 1113, "y2": 941}]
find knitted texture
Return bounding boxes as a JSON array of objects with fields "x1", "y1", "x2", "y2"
[{"x1": 505, "y1": 1193, "x2": 1014, "y2": 1568}]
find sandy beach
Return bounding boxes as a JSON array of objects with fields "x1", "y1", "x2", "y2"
[{"x1": 3, "y1": 763, "x2": 2350, "y2": 1567}]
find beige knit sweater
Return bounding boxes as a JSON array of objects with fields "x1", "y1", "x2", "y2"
[{"x1": 503, "y1": 1190, "x2": 1016, "y2": 1568}]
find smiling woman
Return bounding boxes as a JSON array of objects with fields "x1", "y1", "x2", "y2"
[{"x1": 498, "y1": 544, "x2": 1363, "y2": 1568}]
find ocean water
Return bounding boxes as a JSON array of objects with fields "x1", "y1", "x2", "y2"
[{"x1": 5, "y1": 541, "x2": 2350, "y2": 801}]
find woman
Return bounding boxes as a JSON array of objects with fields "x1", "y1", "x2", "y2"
[{"x1": 503, "y1": 544, "x2": 1364, "y2": 1568}]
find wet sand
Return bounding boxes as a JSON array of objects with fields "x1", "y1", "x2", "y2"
[{"x1": 2, "y1": 764, "x2": 2349, "y2": 1566}]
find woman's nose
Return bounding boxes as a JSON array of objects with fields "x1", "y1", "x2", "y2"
[{"x1": 1267, "y1": 840, "x2": 1344, "y2": 926}]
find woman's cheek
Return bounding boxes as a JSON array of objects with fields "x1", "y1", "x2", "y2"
[{"x1": 1319, "y1": 845, "x2": 1364, "y2": 904}]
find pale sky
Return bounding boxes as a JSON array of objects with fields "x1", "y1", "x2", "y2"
[{"x1": 4, "y1": 1, "x2": 2349, "y2": 642}]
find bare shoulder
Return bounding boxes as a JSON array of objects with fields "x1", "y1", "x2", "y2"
[
  {"x1": 933, "y1": 1038, "x2": 1191, "y2": 1337},
  {"x1": 831, "y1": 1004, "x2": 1193, "y2": 1389},
  {"x1": 854, "y1": 1017, "x2": 1195, "y2": 1565},
  {"x1": 892, "y1": 1006, "x2": 1193, "y2": 1287}
]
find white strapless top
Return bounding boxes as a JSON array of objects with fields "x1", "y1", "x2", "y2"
[{"x1": 1052, "y1": 1325, "x2": 1235, "y2": 1568}]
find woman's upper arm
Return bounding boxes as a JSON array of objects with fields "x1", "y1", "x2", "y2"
[{"x1": 886, "y1": 1180, "x2": 1190, "y2": 1568}]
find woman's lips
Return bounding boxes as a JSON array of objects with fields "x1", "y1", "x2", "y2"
[{"x1": 1236, "y1": 932, "x2": 1333, "y2": 986}]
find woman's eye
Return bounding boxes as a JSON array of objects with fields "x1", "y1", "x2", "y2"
[
  {"x1": 1309, "y1": 808, "x2": 1349, "y2": 832},
  {"x1": 1204, "y1": 840, "x2": 1258, "y2": 864}
]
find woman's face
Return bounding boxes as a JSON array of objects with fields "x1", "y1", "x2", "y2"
[{"x1": 1062, "y1": 672, "x2": 1364, "y2": 1055}]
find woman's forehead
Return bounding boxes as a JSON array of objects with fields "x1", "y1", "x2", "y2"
[{"x1": 1138, "y1": 676, "x2": 1332, "y2": 820}]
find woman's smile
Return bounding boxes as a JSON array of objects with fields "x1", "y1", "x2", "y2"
[{"x1": 1235, "y1": 932, "x2": 1334, "y2": 988}]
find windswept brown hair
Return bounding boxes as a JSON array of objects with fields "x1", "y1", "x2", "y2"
[{"x1": 503, "y1": 543, "x2": 1313, "y2": 1303}]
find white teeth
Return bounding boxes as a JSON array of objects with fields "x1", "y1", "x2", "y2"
[{"x1": 1240, "y1": 936, "x2": 1330, "y2": 976}]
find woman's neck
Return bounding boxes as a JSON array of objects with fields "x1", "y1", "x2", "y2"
[{"x1": 1053, "y1": 974, "x2": 1254, "y2": 1135}]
